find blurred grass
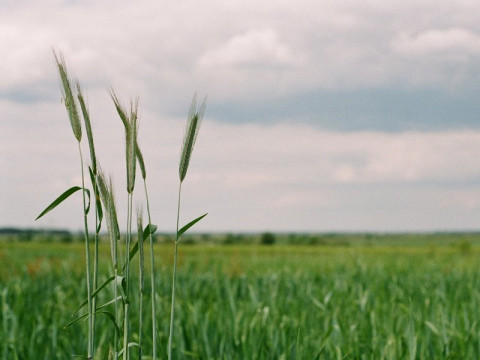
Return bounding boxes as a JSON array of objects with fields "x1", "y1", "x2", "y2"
[{"x1": 1, "y1": 240, "x2": 480, "y2": 359}]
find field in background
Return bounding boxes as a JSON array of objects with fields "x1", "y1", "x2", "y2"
[{"x1": 1, "y1": 234, "x2": 480, "y2": 358}]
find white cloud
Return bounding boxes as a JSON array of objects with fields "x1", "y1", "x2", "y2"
[
  {"x1": 4, "y1": 103, "x2": 480, "y2": 232},
  {"x1": 199, "y1": 29, "x2": 301, "y2": 68},
  {"x1": 2, "y1": 0, "x2": 480, "y2": 105},
  {"x1": 392, "y1": 28, "x2": 480, "y2": 57},
  {"x1": 3, "y1": 0, "x2": 480, "y2": 232}
]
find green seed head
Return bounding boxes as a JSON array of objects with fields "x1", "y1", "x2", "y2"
[
  {"x1": 77, "y1": 81, "x2": 97, "y2": 174},
  {"x1": 54, "y1": 51, "x2": 82, "y2": 142},
  {"x1": 179, "y1": 94, "x2": 206, "y2": 182},
  {"x1": 97, "y1": 168, "x2": 119, "y2": 268},
  {"x1": 111, "y1": 91, "x2": 139, "y2": 193}
]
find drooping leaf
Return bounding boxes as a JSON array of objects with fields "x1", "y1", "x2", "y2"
[
  {"x1": 88, "y1": 165, "x2": 103, "y2": 233},
  {"x1": 65, "y1": 307, "x2": 122, "y2": 334},
  {"x1": 177, "y1": 213, "x2": 208, "y2": 238},
  {"x1": 117, "y1": 274, "x2": 127, "y2": 300},
  {"x1": 35, "y1": 186, "x2": 82, "y2": 220},
  {"x1": 83, "y1": 188, "x2": 91, "y2": 215},
  {"x1": 117, "y1": 342, "x2": 141, "y2": 357},
  {"x1": 97, "y1": 311, "x2": 121, "y2": 336},
  {"x1": 72, "y1": 275, "x2": 117, "y2": 316}
]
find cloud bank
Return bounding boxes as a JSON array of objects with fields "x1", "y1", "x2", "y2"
[{"x1": 1, "y1": 0, "x2": 480, "y2": 232}]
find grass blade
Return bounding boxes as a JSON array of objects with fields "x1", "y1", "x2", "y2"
[
  {"x1": 177, "y1": 213, "x2": 208, "y2": 238},
  {"x1": 35, "y1": 186, "x2": 82, "y2": 220},
  {"x1": 72, "y1": 276, "x2": 117, "y2": 316}
]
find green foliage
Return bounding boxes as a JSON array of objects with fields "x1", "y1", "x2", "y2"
[
  {"x1": 2, "y1": 243, "x2": 480, "y2": 359},
  {"x1": 35, "y1": 186, "x2": 87, "y2": 221},
  {"x1": 260, "y1": 232, "x2": 276, "y2": 245}
]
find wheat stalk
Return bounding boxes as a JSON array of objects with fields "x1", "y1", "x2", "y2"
[
  {"x1": 53, "y1": 52, "x2": 93, "y2": 359},
  {"x1": 111, "y1": 91, "x2": 139, "y2": 360},
  {"x1": 168, "y1": 94, "x2": 207, "y2": 360},
  {"x1": 136, "y1": 142, "x2": 158, "y2": 359},
  {"x1": 137, "y1": 208, "x2": 145, "y2": 360}
]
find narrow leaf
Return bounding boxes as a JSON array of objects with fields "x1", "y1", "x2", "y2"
[
  {"x1": 72, "y1": 275, "x2": 116, "y2": 316},
  {"x1": 97, "y1": 296, "x2": 123, "y2": 310},
  {"x1": 83, "y1": 188, "x2": 91, "y2": 215},
  {"x1": 116, "y1": 342, "x2": 140, "y2": 357},
  {"x1": 89, "y1": 166, "x2": 103, "y2": 233},
  {"x1": 35, "y1": 186, "x2": 82, "y2": 220},
  {"x1": 126, "y1": 240, "x2": 138, "y2": 267},
  {"x1": 143, "y1": 224, "x2": 157, "y2": 241},
  {"x1": 117, "y1": 275, "x2": 127, "y2": 300},
  {"x1": 177, "y1": 213, "x2": 208, "y2": 238},
  {"x1": 64, "y1": 312, "x2": 88, "y2": 329},
  {"x1": 136, "y1": 143, "x2": 146, "y2": 180},
  {"x1": 98, "y1": 311, "x2": 121, "y2": 336}
]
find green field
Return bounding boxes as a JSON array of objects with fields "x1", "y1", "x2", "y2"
[{"x1": 1, "y1": 239, "x2": 480, "y2": 359}]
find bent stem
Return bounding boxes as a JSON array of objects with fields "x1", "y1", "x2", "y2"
[
  {"x1": 168, "y1": 182, "x2": 182, "y2": 360},
  {"x1": 78, "y1": 142, "x2": 93, "y2": 359},
  {"x1": 144, "y1": 180, "x2": 157, "y2": 360}
]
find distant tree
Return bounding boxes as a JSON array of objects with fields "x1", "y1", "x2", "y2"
[
  {"x1": 60, "y1": 233, "x2": 74, "y2": 243},
  {"x1": 19, "y1": 230, "x2": 33, "y2": 242},
  {"x1": 223, "y1": 233, "x2": 236, "y2": 245},
  {"x1": 260, "y1": 232, "x2": 276, "y2": 245}
]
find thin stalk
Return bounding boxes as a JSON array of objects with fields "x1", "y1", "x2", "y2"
[
  {"x1": 168, "y1": 182, "x2": 182, "y2": 360},
  {"x1": 2, "y1": 290, "x2": 8, "y2": 360},
  {"x1": 78, "y1": 142, "x2": 93, "y2": 359},
  {"x1": 144, "y1": 180, "x2": 157, "y2": 360},
  {"x1": 77, "y1": 83, "x2": 99, "y2": 348},
  {"x1": 139, "y1": 282, "x2": 143, "y2": 360},
  {"x1": 123, "y1": 193, "x2": 133, "y2": 360},
  {"x1": 138, "y1": 211, "x2": 144, "y2": 360},
  {"x1": 92, "y1": 187, "x2": 99, "y2": 356},
  {"x1": 114, "y1": 267, "x2": 119, "y2": 359}
]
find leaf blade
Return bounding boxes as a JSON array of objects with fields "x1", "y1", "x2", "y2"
[
  {"x1": 177, "y1": 213, "x2": 208, "y2": 238},
  {"x1": 35, "y1": 186, "x2": 82, "y2": 220}
]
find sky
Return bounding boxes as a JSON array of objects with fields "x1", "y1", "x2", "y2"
[{"x1": 2, "y1": 0, "x2": 480, "y2": 233}]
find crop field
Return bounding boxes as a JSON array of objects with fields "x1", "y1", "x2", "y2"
[{"x1": 1, "y1": 238, "x2": 480, "y2": 359}]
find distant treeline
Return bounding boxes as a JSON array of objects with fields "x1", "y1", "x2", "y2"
[
  {"x1": 1, "y1": 228, "x2": 480, "y2": 246},
  {"x1": 0, "y1": 227, "x2": 71, "y2": 235}
]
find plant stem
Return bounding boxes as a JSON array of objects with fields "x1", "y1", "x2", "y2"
[
  {"x1": 123, "y1": 192, "x2": 133, "y2": 360},
  {"x1": 139, "y1": 280, "x2": 143, "y2": 360},
  {"x1": 2, "y1": 289, "x2": 8, "y2": 360},
  {"x1": 168, "y1": 182, "x2": 182, "y2": 360},
  {"x1": 78, "y1": 142, "x2": 93, "y2": 359},
  {"x1": 144, "y1": 180, "x2": 157, "y2": 360},
  {"x1": 114, "y1": 267, "x2": 119, "y2": 359},
  {"x1": 92, "y1": 182, "x2": 99, "y2": 357}
]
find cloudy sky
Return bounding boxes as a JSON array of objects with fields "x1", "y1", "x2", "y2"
[{"x1": 2, "y1": 0, "x2": 480, "y2": 233}]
